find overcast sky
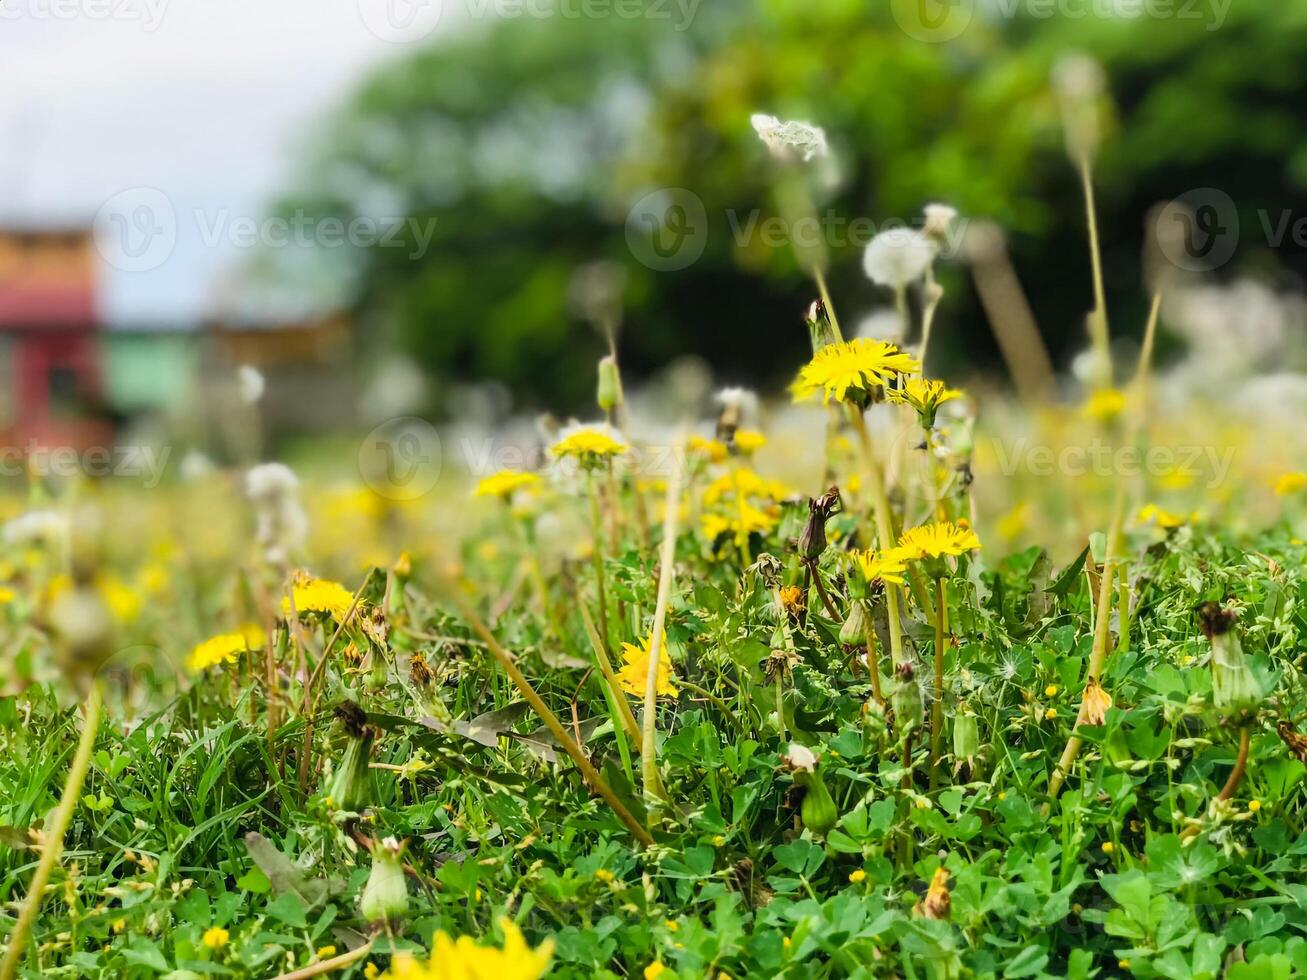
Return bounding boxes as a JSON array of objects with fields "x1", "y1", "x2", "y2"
[{"x1": 3, "y1": 0, "x2": 453, "y2": 324}]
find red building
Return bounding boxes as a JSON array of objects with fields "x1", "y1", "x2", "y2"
[{"x1": 0, "y1": 227, "x2": 113, "y2": 449}]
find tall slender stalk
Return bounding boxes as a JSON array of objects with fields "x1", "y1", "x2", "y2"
[
  {"x1": 813, "y1": 268, "x2": 844, "y2": 342},
  {"x1": 847, "y1": 406, "x2": 906, "y2": 667},
  {"x1": 1, "y1": 687, "x2": 102, "y2": 980},
  {"x1": 642, "y1": 445, "x2": 685, "y2": 805},
  {"x1": 586, "y1": 472, "x2": 612, "y2": 650},
  {"x1": 929, "y1": 576, "x2": 948, "y2": 789},
  {"x1": 449, "y1": 591, "x2": 653, "y2": 847},
  {"x1": 1078, "y1": 156, "x2": 1112, "y2": 388}
]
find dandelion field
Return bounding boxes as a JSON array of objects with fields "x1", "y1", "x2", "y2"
[{"x1": 7, "y1": 80, "x2": 1307, "y2": 980}]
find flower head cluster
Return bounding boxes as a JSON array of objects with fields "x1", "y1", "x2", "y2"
[
  {"x1": 898, "y1": 522, "x2": 981, "y2": 567},
  {"x1": 550, "y1": 425, "x2": 628, "y2": 463},
  {"x1": 474, "y1": 470, "x2": 541, "y2": 500},
  {"x1": 382, "y1": 918, "x2": 553, "y2": 980},
  {"x1": 750, "y1": 114, "x2": 828, "y2": 163},
  {"x1": 616, "y1": 631, "x2": 678, "y2": 697},
  {"x1": 792, "y1": 339, "x2": 920, "y2": 405},
  {"x1": 283, "y1": 575, "x2": 355, "y2": 622},
  {"x1": 187, "y1": 625, "x2": 267, "y2": 673},
  {"x1": 888, "y1": 377, "x2": 963, "y2": 429}
]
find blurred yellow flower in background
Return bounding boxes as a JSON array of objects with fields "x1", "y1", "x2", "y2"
[{"x1": 474, "y1": 470, "x2": 541, "y2": 499}]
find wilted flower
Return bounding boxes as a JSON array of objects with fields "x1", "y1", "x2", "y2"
[
  {"x1": 750, "y1": 113, "x2": 828, "y2": 163},
  {"x1": 325, "y1": 700, "x2": 375, "y2": 812},
  {"x1": 1199, "y1": 602, "x2": 1261, "y2": 720},
  {"x1": 1277, "y1": 721, "x2": 1307, "y2": 765},
  {"x1": 915, "y1": 866, "x2": 951, "y2": 920},
  {"x1": 862, "y1": 229, "x2": 939, "y2": 290},
  {"x1": 715, "y1": 387, "x2": 757, "y2": 441},
  {"x1": 892, "y1": 661, "x2": 924, "y2": 732},
  {"x1": 797, "y1": 488, "x2": 839, "y2": 560},
  {"x1": 922, "y1": 203, "x2": 958, "y2": 241},
  {"x1": 1081, "y1": 678, "x2": 1114, "y2": 726}
]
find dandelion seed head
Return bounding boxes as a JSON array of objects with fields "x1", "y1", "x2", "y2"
[
  {"x1": 862, "y1": 229, "x2": 939, "y2": 289},
  {"x1": 751, "y1": 113, "x2": 828, "y2": 163}
]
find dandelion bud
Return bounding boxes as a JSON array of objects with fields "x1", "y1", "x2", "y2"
[
  {"x1": 952, "y1": 708, "x2": 980, "y2": 762},
  {"x1": 1052, "y1": 53, "x2": 1107, "y2": 163},
  {"x1": 360, "y1": 837, "x2": 409, "y2": 926},
  {"x1": 892, "y1": 661, "x2": 923, "y2": 733},
  {"x1": 839, "y1": 599, "x2": 870, "y2": 646},
  {"x1": 1199, "y1": 603, "x2": 1261, "y2": 721},
  {"x1": 325, "y1": 701, "x2": 375, "y2": 812},
  {"x1": 596, "y1": 355, "x2": 623, "y2": 413},
  {"x1": 798, "y1": 488, "x2": 838, "y2": 560},
  {"x1": 784, "y1": 744, "x2": 837, "y2": 837},
  {"x1": 806, "y1": 300, "x2": 837, "y2": 352}
]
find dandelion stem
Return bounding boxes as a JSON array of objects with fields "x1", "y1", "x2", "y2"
[
  {"x1": 1078, "y1": 155, "x2": 1112, "y2": 387},
  {"x1": 864, "y1": 617, "x2": 884, "y2": 704},
  {"x1": 579, "y1": 602, "x2": 642, "y2": 748},
  {"x1": 1217, "y1": 726, "x2": 1252, "y2": 803},
  {"x1": 586, "y1": 472, "x2": 612, "y2": 651},
  {"x1": 642, "y1": 445, "x2": 685, "y2": 805},
  {"x1": 847, "y1": 406, "x2": 905, "y2": 667},
  {"x1": 269, "y1": 941, "x2": 374, "y2": 980},
  {"x1": 449, "y1": 591, "x2": 653, "y2": 847},
  {"x1": 929, "y1": 576, "x2": 948, "y2": 790},
  {"x1": 0, "y1": 686, "x2": 102, "y2": 980}
]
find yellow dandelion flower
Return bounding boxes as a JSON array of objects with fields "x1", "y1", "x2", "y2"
[
  {"x1": 850, "y1": 548, "x2": 910, "y2": 586},
  {"x1": 887, "y1": 377, "x2": 963, "y2": 428},
  {"x1": 644, "y1": 964, "x2": 667, "y2": 980},
  {"x1": 700, "y1": 503, "x2": 778, "y2": 542},
  {"x1": 382, "y1": 918, "x2": 553, "y2": 980},
  {"x1": 1101, "y1": 841, "x2": 1115, "y2": 854},
  {"x1": 282, "y1": 576, "x2": 355, "y2": 622},
  {"x1": 1248, "y1": 799, "x2": 1262, "y2": 813},
  {"x1": 733, "y1": 429, "x2": 767, "y2": 454},
  {"x1": 778, "y1": 585, "x2": 806, "y2": 615},
  {"x1": 201, "y1": 926, "x2": 229, "y2": 949},
  {"x1": 550, "y1": 425, "x2": 628, "y2": 460},
  {"x1": 594, "y1": 868, "x2": 614, "y2": 883},
  {"x1": 474, "y1": 470, "x2": 540, "y2": 499},
  {"x1": 1045, "y1": 684, "x2": 1059, "y2": 697},
  {"x1": 702, "y1": 468, "x2": 790, "y2": 505},
  {"x1": 848, "y1": 869, "x2": 867, "y2": 884},
  {"x1": 898, "y1": 521, "x2": 981, "y2": 561},
  {"x1": 1084, "y1": 387, "x2": 1126, "y2": 422},
  {"x1": 1044, "y1": 708, "x2": 1057, "y2": 720},
  {"x1": 688, "y1": 436, "x2": 729, "y2": 464},
  {"x1": 1274, "y1": 472, "x2": 1307, "y2": 496},
  {"x1": 615, "y1": 632, "x2": 678, "y2": 697},
  {"x1": 997, "y1": 502, "x2": 1028, "y2": 541},
  {"x1": 792, "y1": 338, "x2": 920, "y2": 405},
  {"x1": 187, "y1": 628, "x2": 265, "y2": 673},
  {"x1": 1136, "y1": 504, "x2": 1184, "y2": 529},
  {"x1": 0, "y1": 586, "x2": 15, "y2": 604},
  {"x1": 317, "y1": 946, "x2": 337, "y2": 958}
]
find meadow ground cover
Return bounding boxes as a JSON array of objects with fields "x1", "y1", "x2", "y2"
[{"x1": 5, "y1": 75, "x2": 1307, "y2": 980}]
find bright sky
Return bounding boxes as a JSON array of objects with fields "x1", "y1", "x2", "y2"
[{"x1": 2, "y1": 0, "x2": 451, "y2": 325}]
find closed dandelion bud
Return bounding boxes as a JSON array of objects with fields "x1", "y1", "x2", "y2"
[
  {"x1": 892, "y1": 662, "x2": 923, "y2": 733},
  {"x1": 784, "y1": 744, "x2": 837, "y2": 837},
  {"x1": 325, "y1": 701, "x2": 375, "y2": 812},
  {"x1": 799, "y1": 772, "x2": 838, "y2": 838},
  {"x1": 1199, "y1": 603, "x2": 1261, "y2": 720},
  {"x1": 596, "y1": 354, "x2": 623, "y2": 413},
  {"x1": 839, "y1": 600, "x2": 871, "y2": 646},
  {"x1": 798, "y1": 488, "x2": 839, "y2": 560},
  {"x1": 952, "y1": 708, "x2": 979, "y2": 762},
  {"x1": 360, "y1": 837, "x2": 408, "y2": 926}
]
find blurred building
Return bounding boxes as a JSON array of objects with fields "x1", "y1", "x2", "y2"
[{"x1": 0, "y1": 223, "x2": 354, "y2": 452}]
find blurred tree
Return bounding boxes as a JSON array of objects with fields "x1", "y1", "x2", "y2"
[{"x1": 271, "y1": 0, "x2": 1307, "y2": 410}]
